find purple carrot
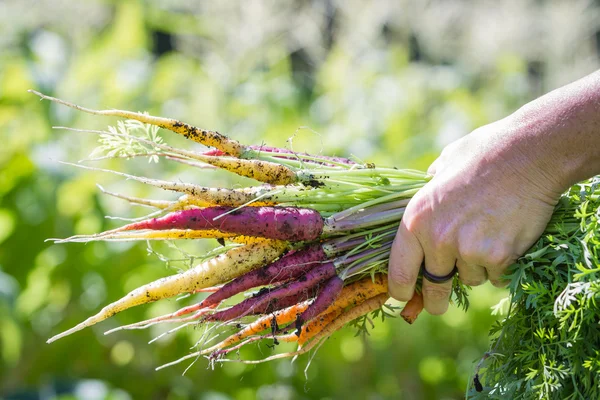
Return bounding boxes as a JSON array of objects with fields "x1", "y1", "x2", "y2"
[
  {"x1": 201, "y1": 244, "x2": 326, "y2": 308},
  {"x1": 251, "y1": 289, "x2": 316, "y2": 315},
  {"x1": 204, "y1": 262, "x2": 337, "y2": 322},
  {"x1": 294, "y1": 275, "x2": 344, "y2": 334},
  {"x1": 116, "y1": 206, "x2": 324, "y2": 242}
]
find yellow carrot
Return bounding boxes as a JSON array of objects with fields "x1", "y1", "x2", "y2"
[
  {"x1": 55, "y1": 229, "x2": 237, "y2": 243},
  {"x1": 97, "y1": 185, "x2": 173, "y2": 209},
  {"x1": 61, "y1": 162, "x2": 264, "y2": 205},
  {"x1": 60, "y1": 120, "x2": 297, "y2": 185},
  {"x1": 187, "y1": 155, "x2": 297, "y2": 185},
  {"x1": 176, "y1": 194, "x2": 276, "y2": 208},
  {"x1": 65, "y1": 163, "x2": 282, "y2": 208},
  {"x1": 29, "y1": 90, "x2": 245, "y2": 156},
  {"x1": 47, "y1": 238, "x2": 289, "y2": 343}
]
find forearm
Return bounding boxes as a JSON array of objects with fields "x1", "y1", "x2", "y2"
[{"x1": 506, "y1": 70, "x2": 600, "y2": 192}]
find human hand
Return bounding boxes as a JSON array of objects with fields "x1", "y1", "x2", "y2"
[{"x1": 388, "y1": 117, "x2": 564, "y2": 315}]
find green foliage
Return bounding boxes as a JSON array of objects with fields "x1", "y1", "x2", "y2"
[
  {"x1": 349, "y1": 302, "x2": 400, "y2": 337},
  {"x1": 90, "y1": 119, "x2": 164, "y2": 163},
  {"x1": 473, "y1": 178, "x2": 600, "y2": 399}
]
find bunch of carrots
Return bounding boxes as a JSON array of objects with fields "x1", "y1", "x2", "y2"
[{"x1": 33, "y1": 91, "x2": 466, "y2": 371}]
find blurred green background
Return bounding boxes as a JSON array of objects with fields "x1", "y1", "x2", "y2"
[{"x1": 1, "y1": 1, "x2": 599, "y2": 399}]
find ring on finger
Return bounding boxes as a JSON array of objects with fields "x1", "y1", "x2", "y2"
[{"x1": 420, "y1": 264, "x2": 458, "y2": 284}]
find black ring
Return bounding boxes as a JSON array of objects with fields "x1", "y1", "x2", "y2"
[{"x1": 420, "y1": 264, "x2": 458, "y2": 284}]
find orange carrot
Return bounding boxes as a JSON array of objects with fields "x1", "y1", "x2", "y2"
[
  {"x1": 204, "y1": 301, "x2": 311, "y2": 355},
  {"x1": 208, "y1": 293, "x2": 389, "y2": 366},
  {"x1": 201, "y1": 274, "x2": 388, "y2": 355},
  {"x1": 400, "y1": 291, "x2": 424, "y2": 324},
  {"x1": 207, "y1": 291, "x2": 379, "y2": 359},
  {"x1": 321, "y1": 274, "x2": 388, "y2": 314}
]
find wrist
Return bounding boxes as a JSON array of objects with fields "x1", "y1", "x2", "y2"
[{"x1": 504, "y1": 73, "x2": 600, "y2": 193}]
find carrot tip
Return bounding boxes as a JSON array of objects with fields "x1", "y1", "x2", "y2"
[{"x1": 47, "y1": 316, "x2": 98, "y2": 343}]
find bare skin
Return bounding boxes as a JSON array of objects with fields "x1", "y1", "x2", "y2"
[{"x1": 389, "y1": 70, "x2": 600, "y2": 315}]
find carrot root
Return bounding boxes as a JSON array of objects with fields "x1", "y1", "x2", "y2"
[
  {"x1": 204, "y1": 262, "x2": 337, "y2": 323},
  {"x1": 295, "y1": 275, "x2": 344, "y2": 334},
  {"x1": 29, "y1": 90, "x2": 245, "y2": 156},
  {"x1": 220, "y1": 293, "x2": 389, "y2": 365},
  {"x1": 115, "y1": 206, "x2": 324, "y2": 242},
  {"x1": 189, "y1": 155, "x2": 297, "y2": 185},
  {"x1": 198, "y1": 274, "x2": 388, "y2": 356},
  {"x1": 400, "y1": 292, "x2": 424, "y2": 324},
  {"x1": 199, "y1": 244, "x2": 326, "y2": 309},
  {"x1": 54, "y1": 229, "x2": 236, "y2": 243},
  {"x1": 104, "y1": 305, "x2": 216, "y2": 335},
  {"x1": 47, "y1": 239, "x2": 288, "y2": 343}
]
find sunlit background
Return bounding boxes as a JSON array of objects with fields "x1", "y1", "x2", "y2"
[{"x1": 1, "y1": 1, "x2": 599, "y2": 399}]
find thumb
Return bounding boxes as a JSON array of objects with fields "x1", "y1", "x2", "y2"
[{"x1": 388, "y1": 221, "x2": 424, "y2": 301}]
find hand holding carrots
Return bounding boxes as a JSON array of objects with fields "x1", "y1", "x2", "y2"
[{"x1": 388, "y1": 69, "x2": 600, "y2": 315}]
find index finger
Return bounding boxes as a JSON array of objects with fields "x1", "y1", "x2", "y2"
[{"x1": 388, "y1": 221, "x2": 424, "y2": 301}]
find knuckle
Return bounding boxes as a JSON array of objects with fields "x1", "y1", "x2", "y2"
[
  {"x1": 487, "y1": 244, "x2": 515, "y2": 267},
  {"x1": 431, "y1": 226, "x2": 454, "y2": 250},
  {"x1": 460, "y1": 276, "x2": 486, "y2": 287},
  {"x1": 458, "y1": 241, "x2": 482, "y2": 265},
  {"x1": 403, "y1": 199, "x2": 428, "y2": 232},
  {"x1": 427, "y1": 163, "x2": 438, "y2": 175},
  {"x1": 440, "y1": 141, "x2": 458, "y2": 156},
  {"x1": 422, "y1": 284, "x2": 452, "y2": 302},
  {"x1": 490, "y1": 278, "x2": 509, "y2": 288}
]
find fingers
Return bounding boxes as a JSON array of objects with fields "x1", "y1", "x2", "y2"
[
  {"x1": 477, "y1": 241, "x2": 516, "y2": 287},
  {"x1": 486, "y1": 265, "x2": 511, "y2": 287},
  {"x1": 388, "y1": 222, "x2": 423, "y2": 301},
  {"x1": 455, "y1": 258, "x2": 487, "y2": 287},
  {"x1": 421, "y1": 247, "x2": 455, "y2": 315}
]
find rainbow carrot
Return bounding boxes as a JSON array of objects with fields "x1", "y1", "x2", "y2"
[
  {"x1": 400, "y1": 292, "x2": 424, "y2": 324},
  {"x1": 108, "y1": 206, "x2": 325, "y2": 242},
  {"x1": 46, "y1": 238, "x2": 288, "y2": 343},
  {"x1": 200, "y1": 274, "x2": 388, "y2": 355},
  {"x1": 29, "y1": 90, "x2": 245, "y2": 156},
  {"x1": 156, "y1": 293, "x2": 389, "y2": 369},
  {"x1": 294, "y1": 275, "x2": 344, "y2": 333},
  {"x1": 236, "y1": 293, "x2": 389, "y2": 364},
  {"x1": 204, "y1": 262, "x2": 337, "y2": 323}
]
